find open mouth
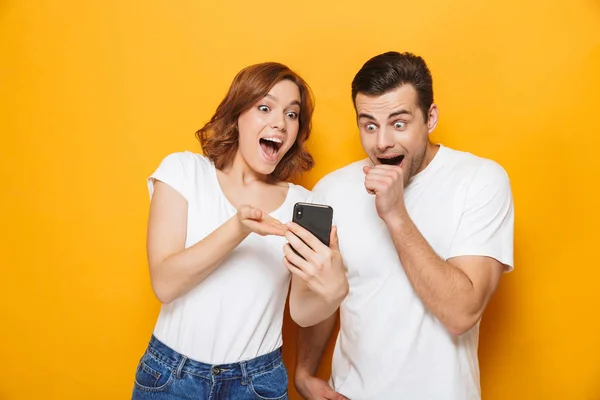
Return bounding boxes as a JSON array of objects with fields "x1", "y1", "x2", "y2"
[
  {"x1": 377, "y1": 154, "x2": 405, "y2": 166},
  {"x1": 259, "y1": 137, "x2": 283, "y2": 162}
]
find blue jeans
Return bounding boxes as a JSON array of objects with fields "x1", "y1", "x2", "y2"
[{"x1": 131, "y1": 336, "x2": 288, "y2": 399}]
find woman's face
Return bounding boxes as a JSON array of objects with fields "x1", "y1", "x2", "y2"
[{"x1": 236, "y1": 79, "x2": 301, "y2": 176}]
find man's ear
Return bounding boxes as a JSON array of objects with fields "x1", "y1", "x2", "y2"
[{"x1": 427, "y1": 104, "x2": 439, "y2": 134}]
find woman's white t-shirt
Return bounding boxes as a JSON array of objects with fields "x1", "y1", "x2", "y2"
[{"x1": 146, "y1": 151, "x2": 311, "y2": 364}]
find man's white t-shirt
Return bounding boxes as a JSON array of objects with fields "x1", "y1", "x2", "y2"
[
  {"x1": 312, "y1": 144, "x2": 514, "y2": 399},
  {"x1": 146, "y1": 151, "x2": 311, "y2": 364}
]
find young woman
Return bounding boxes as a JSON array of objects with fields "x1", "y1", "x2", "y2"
[{"x1": 131, "y1": 62, "x2": 348, "y2": 399}]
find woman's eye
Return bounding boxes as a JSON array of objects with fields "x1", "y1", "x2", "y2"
[
  {"x1": 258, "y1": 105, "x2": 270, "y2": 112},
  {"x1": 287, "y1": 112, "x2": 298, "y2": 120}
]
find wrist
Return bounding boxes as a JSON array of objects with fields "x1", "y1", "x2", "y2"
[
  {"x1": 327, "y1": 278, "x2": 349, "y2": 306},
  {"x1": 310, "y1": 271, "x2": 348, "y2": 308},
  {"x1": 294, "y1": 368, "x2": 314, "y2": 384},
  {"x1": 381, "y1": 206, "x2": 409, "y2": 228},
  {"x1": 231, "y1": 215, "x2": 251, "y2": 239}
]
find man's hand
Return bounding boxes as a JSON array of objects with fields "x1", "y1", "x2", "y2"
[
  {"x1": 236, "y1": 205, "x2": 287, "y2": 237},
  {"x1": 363, "y1": 164, "x2": 406, "y2": 221},
  {"x1": 283, "y1": 223, "x2": 349, "y2": 303},
  {"x1": 295, "y1": 374, "x2": 348, "y2": 400}
]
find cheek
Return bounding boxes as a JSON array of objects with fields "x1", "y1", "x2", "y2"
[
  {"x1": 236, "y1": 115, "x2": 259, "y2": 152},
  {"x1": 282, "y1": 122, "x2": 300, "y2": 148},
  {"x1": 359, "y1": 132, "x2": 376, "y2": 152},
  {"x1": 399, "y1": 129, "x2": 427, "y2": 152},
  {"x1": 237, "y1": 111, "x2": 265, "y2": 135},
  {"x1": 288, "y1": 123, "x2": 300, "y2": 140}
]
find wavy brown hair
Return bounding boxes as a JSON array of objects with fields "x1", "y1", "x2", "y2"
[{"x1": 196, "y1": 62, "x2": 315, "y2": 181}]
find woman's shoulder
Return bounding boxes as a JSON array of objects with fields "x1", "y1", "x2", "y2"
[
  {"x1": 166, "y1": 150, "x2": 211, "y2": 165},
  {"x1": 148, "y1": 151, "x2": 216, "y2": 199},
  {"x1": 156, "y1": 151, "x2": 214, "y2": 174}
]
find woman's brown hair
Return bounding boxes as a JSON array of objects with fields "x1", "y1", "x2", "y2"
[{"x1": 196, "y1": 62, "x2": 315, "y2": 181}]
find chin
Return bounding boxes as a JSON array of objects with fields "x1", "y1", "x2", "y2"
[
  {"x1": 262, "y1": 166, "x2": 277, "y2": 176},
  {"x1": 251, "y1": 160, "x2": 277, "y2": 176}
]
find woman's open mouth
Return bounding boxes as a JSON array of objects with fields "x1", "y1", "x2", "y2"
[{"x1": 259, "y1": 137, "x2": 283, "y2": 162}]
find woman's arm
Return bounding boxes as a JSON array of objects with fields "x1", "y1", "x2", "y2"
[{"x1": 147, "y1": 180, "x2": 286, "y2": 303}]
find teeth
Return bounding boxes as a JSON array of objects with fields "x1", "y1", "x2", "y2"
[{"x1": 262, "y1": 137, "x2": 282, "y2": 143}]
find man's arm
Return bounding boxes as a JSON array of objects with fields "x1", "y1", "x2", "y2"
[
  {"x1": 295, "y1": 313, "x2": 346, "y2": 400},
  {"x1": 385, "y1": 214, "x2": 504, "y2": 335},
  {"x1": 364, "y1": 161, "x2": 513, "y2": 336}
]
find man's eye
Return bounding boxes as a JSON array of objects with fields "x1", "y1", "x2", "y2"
[
  {"x1": 394, "y1": 121, "x2": 406, "y2": 129},
  {"x1": 366, "y1": 124, "x2": 377, "y2": 131}
]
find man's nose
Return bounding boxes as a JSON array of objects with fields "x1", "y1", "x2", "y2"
[{"x1": 377, "y1": 128, "x2": 394, "y2": 151}]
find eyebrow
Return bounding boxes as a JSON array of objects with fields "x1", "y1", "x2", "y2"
[
  {"x1": 265, "y1": 94, "x2": 301, "y2": 107},
  {"x1": 358, "y1": 109, "x2": 412, "y2": 121},
  {"x1": 388, "y1": 110, "x2": 412, "y2": 119},
  {"x1": 358, "y1": 113, "x2": 376, "y2": 121}
]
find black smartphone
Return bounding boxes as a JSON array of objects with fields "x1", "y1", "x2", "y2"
[{"x1": 291, "y1": 202, "x2": 334, "y2": 251}]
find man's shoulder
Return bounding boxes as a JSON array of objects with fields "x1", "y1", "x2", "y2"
[
  {"x1": 441, "y1": 145, "x2": 509, "y2": 184},
  {"x1": 313, "y1": 159, "x2": 368, "y2": 190},
  {"x1": 288, "y1": 182, "x2": 313, "y2": 201}
]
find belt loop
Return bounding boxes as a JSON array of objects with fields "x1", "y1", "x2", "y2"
[
  {"x1": 175, "y1": 355, "x2": 187, "y2": 379},
  {"x1": 240, "y1": 360, "x2": 249, "y2": 385}
]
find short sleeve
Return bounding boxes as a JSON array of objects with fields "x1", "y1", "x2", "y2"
[
  {"x1": 147, "y1": 152, "x2": 190, "y2": 201},
  {"x1": 447, "y1": 160, "x2": 515, "y2": 271}
]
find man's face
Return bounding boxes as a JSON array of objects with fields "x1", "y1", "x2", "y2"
[{"x1": 355, "y1": 84, "x2": 438, "y2": 186}]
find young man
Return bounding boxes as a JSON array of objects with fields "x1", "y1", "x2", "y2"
[{"x1": 291, "y1": 51, "x2": 515, "y2": 399}]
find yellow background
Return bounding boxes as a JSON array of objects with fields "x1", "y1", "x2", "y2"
[{"x1": 1, "y1": 0, "x2": 599, "y2": 399}]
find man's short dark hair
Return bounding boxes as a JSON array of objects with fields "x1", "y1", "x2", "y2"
[{"x1": 351, "y1": 51, "x2": 434, "y2": 122}]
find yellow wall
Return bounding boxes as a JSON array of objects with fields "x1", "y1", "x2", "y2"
[{"x1": 1, "y1": 1, "x2": 599, "y2": 399}]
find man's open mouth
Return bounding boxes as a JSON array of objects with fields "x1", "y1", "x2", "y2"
[
  {"x1": 377, "y1": 154, "x2": 405, "y2": 166},
  {"x1": 260, "y1": 137, "x2": 283, "y2": 161}
]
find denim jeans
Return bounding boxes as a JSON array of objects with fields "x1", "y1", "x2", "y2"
[{"x1": 131, "y1": 335, "x2": 288, "y2": 399}]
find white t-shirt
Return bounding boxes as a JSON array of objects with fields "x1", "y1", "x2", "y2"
[
  {"x1": 146, "y1": 151, "x2": 312, "y2": 364},
  {"x1": 312, "y1": 144, "x2": 514, "y2": 400}
]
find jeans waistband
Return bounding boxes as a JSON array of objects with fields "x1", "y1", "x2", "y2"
[{"x1": 145, "y1": 335, "x2": 284, "y2": 380}]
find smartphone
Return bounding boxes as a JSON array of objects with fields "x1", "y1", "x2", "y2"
[{"x1": 291, "y1": 202, "x2": 334, "y2": 251}]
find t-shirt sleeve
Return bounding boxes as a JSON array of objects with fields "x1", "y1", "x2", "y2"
[
  {"x1": 147, "y1": 152, "x2": 190, "y2": 201},
  {"x1": 447, "y1": 160, "x2": 515, "y2": 271}
]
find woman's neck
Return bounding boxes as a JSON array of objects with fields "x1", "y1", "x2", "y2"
[{"x1": 219, "y1": 151, "x2": 271, "y2": 185}]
